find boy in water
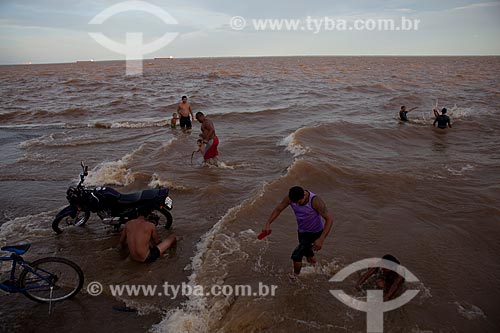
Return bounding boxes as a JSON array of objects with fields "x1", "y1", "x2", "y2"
[
  {"x1": 356, "y1": 254, "x2": 405, "y2": 301},
  {"x1": 170, "y1": 113, "x2": 178, "y2": 129},
  {"x1": 433, "y1": 108, "x2": 452, "y2": 129}
]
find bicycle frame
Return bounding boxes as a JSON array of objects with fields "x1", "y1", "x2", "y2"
[{"x1": 0, "y1": 253, "x2": 55, "y2": 293}]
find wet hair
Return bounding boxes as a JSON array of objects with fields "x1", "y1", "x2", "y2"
[
  {"x1": 441, "y1": 108, "x2": 447, "y2": 114},
  {"x1": 136, "y1": 208, "x2": 158, "y2": 224},
  {"x1": 195, "y1": 111, "x2": 204, "y2": 118},
  {"x1": 182, "y1": 96, "x2": 187, "y2": 99},
  {"x1": 136, "y1": 208, "x2": 150, "y2": 218},
  {"x1": 382, "y1": 254, "x2": 400, "y2": 265},
  {"x1": 288, "y1": 186, "x2": 305, "y2": 203},
  {"x1": 401, "y1": 106, "x2": 405, "y2": 110}
]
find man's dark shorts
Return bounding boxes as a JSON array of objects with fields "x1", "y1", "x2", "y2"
[
  {"x1": 179, "y1": 116, "x2": 192, "y2": 129},
  {"x1": 291, "y1": 230, "x2": 323, "y2": 262},
  {"x1": 144, "y1": 246, "x2": 160, "y2": 263}
]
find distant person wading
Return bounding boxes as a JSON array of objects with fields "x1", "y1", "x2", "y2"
[
  {"x1": 177, "y1": 96, "x2": 194, "y2": 130},
  {"x1": 433, "y1": 108, "x2": 452, "y2": 129}
]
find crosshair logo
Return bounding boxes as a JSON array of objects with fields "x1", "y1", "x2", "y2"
[
  {"x1": 88, "y1": 1, "x2": 179, "y2": 75},
  {"x1": 330, "y1": 258, "x2": 420, "y2": 333}
]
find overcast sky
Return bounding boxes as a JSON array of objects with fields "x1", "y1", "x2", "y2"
[{"x1": 1, "y1": 0, "x2": 499, "y2": 64}]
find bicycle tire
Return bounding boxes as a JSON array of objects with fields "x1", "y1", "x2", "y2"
[{"x1": 19, "y1": 257, "x2": 84, "y2": 303}]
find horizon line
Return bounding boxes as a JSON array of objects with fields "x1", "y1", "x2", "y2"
[{"x1": 2, "y1": 54, "x2": 499, "y2": 66}]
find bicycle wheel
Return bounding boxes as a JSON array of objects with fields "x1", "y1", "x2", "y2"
[{"x1": 19, "y1": 257, "x2": 84, "y2": 303}]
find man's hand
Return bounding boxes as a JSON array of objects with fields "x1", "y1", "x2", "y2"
[{"x1": 312, "y1": 237, "x2": 324, "y2": 251}]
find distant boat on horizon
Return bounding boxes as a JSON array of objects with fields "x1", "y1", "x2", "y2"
[
  {"x1": 154, "y1": 56, "x2": 174, "y2": 60},
  {"x1": 76, "y1": 59, "x2": 95, "y2": 64}
]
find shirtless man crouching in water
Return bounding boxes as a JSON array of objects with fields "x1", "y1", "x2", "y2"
[
  {"x1": 120, "y1": 213, "x2": 178, "y2": 263},
  {"x1": 177, "y1": 95, "x2": 194, "y2": 131}
]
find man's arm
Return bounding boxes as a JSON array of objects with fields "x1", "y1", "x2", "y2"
[
  {"x1": 385, "y1": 276, "x2": 404, "y2": 301},
  {"x1": 409, "y1": 107, "x2": 418, "y2": 112},
  {"x1": 311, "y1": 196, "x2": 333, "y2": 251},
  {"x1": 189, "y1": 105, "x2": 194, "y2": 121},
  {"x1": 433, "y1": 117, "x2": 438, "y2": 126},
  {"x1": 356, "y1": 267, "x2": 377, "y2": 288},
  {"x1": 448, "y1": 118, "x2": 452, "y2": 128},
  {"x1": 263, "y1": 196, "x2": 290, "y2": 232},
  {"x1": 177, "y1": 104, "x2": 183, "y2": 118}
]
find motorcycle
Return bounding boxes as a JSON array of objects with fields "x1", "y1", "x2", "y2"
[{"x1": 52, "y1": 162, "x2": 173, "y2": 234}]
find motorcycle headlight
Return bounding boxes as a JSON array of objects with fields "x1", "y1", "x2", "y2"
[{"x1": 66, "y1": 187, "x2": 80, "y2": 203}]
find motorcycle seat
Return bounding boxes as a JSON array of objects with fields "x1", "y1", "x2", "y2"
[{"x1": 118, "y1": 189, "x2": 161, "y2": 205}]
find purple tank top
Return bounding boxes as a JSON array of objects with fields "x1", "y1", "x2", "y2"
[{"x1": 290, "y1": 191, "x2": 324, "y2": 233}]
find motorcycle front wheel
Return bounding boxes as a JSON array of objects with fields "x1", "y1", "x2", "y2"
[{"x1": 52, "y1": 209, "x2": 91, "y2": 234}]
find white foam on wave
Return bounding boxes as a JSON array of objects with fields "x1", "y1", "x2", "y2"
[
  {"x1": 148, "y1": 173, "x2": 187, "y2": 191},
  {"x1": 85, "y1": 146, "x2": 144, "y2": 187},
  {"x1": 455, "y1": 301, "x2": 486, "y2": 320},
  {"x1": 151, "y1": 185, "x2": 269, "y2": 333},
  {"x1": 279, "y1": 131, "x2": 310, "y2": 157},
  {"x1": 110, "y1": 119, "x2": 169, "y2": 129},
  {"x1": 415, "y1": 104, "x2": 476, "y2": 124},
  {"x1": 446, "y1": 164, "x2": 475, "y2": 176},
  {"x1": 205, "y1": 161, "x2": 234, "y2": 169},
  {"x1": 0, "y1": 211, "x2": 54, "y2": 245},
  {"x1": 299, "y1": 260, "x2": 341, "y2": 276},
  {"x1": 19, "y1": 133, "x2": 57, "y2": 148},
  {"x1": 86, "y1": 138, "x2": 177, "y2": 187}
]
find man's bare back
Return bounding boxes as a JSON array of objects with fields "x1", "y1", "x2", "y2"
[{"x1": 120, "y1": 216, "x2": 177, "y2": 263}]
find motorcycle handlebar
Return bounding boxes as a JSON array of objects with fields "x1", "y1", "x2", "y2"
[{"x1": 78, "y1": 161, "x2": 88, "y2": 185}]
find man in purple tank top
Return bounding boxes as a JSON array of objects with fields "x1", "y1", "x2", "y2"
[{"x1": 262, "y1": 186, "x2": 333, "y2": 277}]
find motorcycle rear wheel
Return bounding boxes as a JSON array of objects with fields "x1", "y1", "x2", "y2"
[{"x1": 150, "y1": 208, "x2": 173, "y2": 230}]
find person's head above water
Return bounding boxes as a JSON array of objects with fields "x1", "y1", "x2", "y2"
[
  {"x1": 441, "y1": 108, "x2": 447, "y2": 114},
  {"x1": 401, "y1": 106, "x2": 406, "y2": 111},
  {"x1": 381, "y1": 254, "x2": 400, "y2": 273},
  {"x1": 181, "y1": 95, "x2": 187, "y2": 103},
  {"x1": 195, "y1": 111, "x2": 205, "y2": 122},
  {"x1": 289, "y1": 186, "x2": 306, "y2": 204},
  {"x1": 382, "y1": 254, "x2": 400, "y2": 264}
]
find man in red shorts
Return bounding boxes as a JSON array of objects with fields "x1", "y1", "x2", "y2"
[{"x1": 196, "y1": 111, "x2": 219, "y2": 164}]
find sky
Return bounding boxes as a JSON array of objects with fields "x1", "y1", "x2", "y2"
[{"x1": 0, "y1": 0, "x2": 499, "y2": 64}]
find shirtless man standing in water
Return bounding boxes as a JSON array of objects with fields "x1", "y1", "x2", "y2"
[
  {"x1": 196, "y1": 111, "x2": 219, "y2": 164},
  {"x1": 177, "y1": 96, "x2": 194, "y2": 130},
  {"x1": 120, "y1": 214, "x2": 177, "y2": 263}
]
